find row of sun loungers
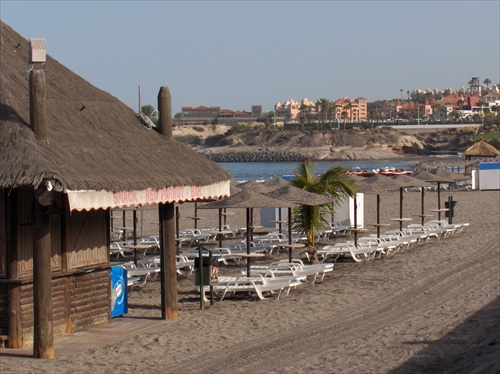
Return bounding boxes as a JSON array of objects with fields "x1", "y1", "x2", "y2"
[{"x1": 316, "y1": 219, "x2": 470, "y2": 263}]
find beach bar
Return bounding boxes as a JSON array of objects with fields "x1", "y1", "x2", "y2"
[{"x1": 0, "y1": 21, "x2": 230, "y2": 356}]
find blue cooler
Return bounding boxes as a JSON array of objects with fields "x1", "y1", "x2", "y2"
[{"x1": 110, "y1": 266, "x2": 128, "y2": 317}]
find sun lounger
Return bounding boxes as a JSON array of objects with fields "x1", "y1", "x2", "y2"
[
  {"x1": 250, "y1": 260, "x2": 333, "y2": 283},
  {"x1": 316, "y1": 242, "x2": 375, "y2": 263},
  {"x1": 210, "y1": 277, "x2": 293, "y2": 301}
]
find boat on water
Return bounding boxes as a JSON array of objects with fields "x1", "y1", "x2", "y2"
[{"x1": 345, "y1": 167, "x2": 414, "y2": 177}]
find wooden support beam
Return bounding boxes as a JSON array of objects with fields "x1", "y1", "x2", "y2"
[
  {"x1": 33, "y1": 202, "x2": 54, "y2": 358},
  {"x1": 159, "y1": 202, "x2": 178, "y2": 320}
]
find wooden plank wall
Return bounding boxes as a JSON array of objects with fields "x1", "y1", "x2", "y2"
[
  {"x1": 19, "y1": 278, "x2": 68, "y2": 343},
  {"x1": 15, "y1": 188, "x2": 62, "y2": 278},
  {"x1": 66, "y1": 210, "x2": 108, "y2": 270},
  {"x1": 16, "y1": 270, "x2": 110, "y2": 345},
  {"x1": 70, "y1": 269, "x2": 110, "y2": 332}
]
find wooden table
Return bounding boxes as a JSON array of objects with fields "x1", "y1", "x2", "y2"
[
  {"x1": 208, "y1": 230, "x2": 234, "y2": 246},
  {"x1": 371, "y1": 223, "x2": 390, "y2": 237},
  {"x1": 280, "y1": 243, "x2": 305, "y2": 263},
  {"x1": 121, "y1": 244, "x2": 151, "y2": 265}
]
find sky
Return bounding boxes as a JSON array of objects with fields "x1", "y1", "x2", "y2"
[{"x1": 1, "y1": 1, "x2": 499, "y2": 114}]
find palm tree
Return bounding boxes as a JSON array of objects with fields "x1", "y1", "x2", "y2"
[
  {"x1": 315, "y1": 98, "x2": 330, "y2": 123},
  {"x1": 291, "y1": 161, "x2": 356, "y2": 263},
  {"x1": 457, "y1": 98, "x2": 465, "y2": 122}
]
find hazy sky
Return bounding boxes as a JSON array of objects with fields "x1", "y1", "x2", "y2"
[{"x1": 1, "y1": 1, "x2": 499, "y2": 113}]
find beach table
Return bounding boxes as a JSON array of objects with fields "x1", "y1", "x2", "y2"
[
  {"x1": 371, "y1": 223, "x2": 390, "y2": 238},
  {"x1": 208, "y1": 229, "x2": 234, "y2": 247},
  {"x1": 347, "y1": 227, "x2": 369, "y2": 247},
  {"x1": 390, "y1": 217, "x2": 412, "y2": 231},
  {"x1": 271, "y1": 219, "x2": 287, "y2": 233},
  {"x1": 430, "y1": 208, "x2": 449, "y2": 220},
  {"x1": 280, "y1": 243, "x2": 305, "y2": 263},
  {"x1": 239, "y1": 253, "x2": 266, "y2": 277},
  {"x1": 414, "y1": 213, "x2": 432, "y2": 225}
]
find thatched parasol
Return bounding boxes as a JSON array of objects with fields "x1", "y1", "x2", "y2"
[
  {"x1": 463, "y1": 139, "x2": 500, "y2": 160},
  {"x1": 199, "y1": 189, "x2": 292, "y2": 275},
  {"x1": 386, "y1": 175, "x2": 430, "y2": 230},
  {"x1": 352, "y1": 176, "x2": 393, "y2": 238}
]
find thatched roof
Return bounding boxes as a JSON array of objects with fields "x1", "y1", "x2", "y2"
[
  {"x1": 0, "y1": 21, "x2": 230, "y2": 192},
  {"x1": 200, "y1": 180, "x2": 332, "y2": 209},
  {"x1": 463, "y1": 139, "x2": 500, "y2": 158},
  {"x1": 236, "y1": 177, "x2": 291, "y2": 194},
  {"x1": 199, "y1": 189, "x2": 289, "y2": 209},
  {"x1": 350, "y1": 174, "x2": 395, "y2": 195},
  {"x1": 265, "y1": 185, "x2": 334, "y2": 206}
]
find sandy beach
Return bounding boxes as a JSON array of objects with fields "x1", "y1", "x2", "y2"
[{"x1": 1, "y1": 186, "x2": 499, "y2": 374}]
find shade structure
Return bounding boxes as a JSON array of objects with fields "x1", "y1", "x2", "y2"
[
  {"x1": 463, "y1": 139, "x2": 500, "y2": 158},
  {"x1": 265, "y1": 185, "x2": 335, "y2": 206},
  {"x1": 199, "y1": 189, "x2": 292, "y2": 275},
  {"x1": 416, "y1": 169, "x2": 458, "y2": 220},
  {"x1": 386, "y1": 175, "x2": 430, "y2": 230}
]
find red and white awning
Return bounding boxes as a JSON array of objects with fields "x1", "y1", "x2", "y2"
[{"x1": 66, "y1": 180, "x2": 230, "y2": 211}]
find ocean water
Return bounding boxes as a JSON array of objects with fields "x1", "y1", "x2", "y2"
[{"x1": 219, "y1": 160, "x2": 420, "y2": 182}]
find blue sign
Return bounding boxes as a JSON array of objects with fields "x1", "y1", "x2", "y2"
[{"x1": 110, "y1": 266, "x2": 128, "y2": 318}]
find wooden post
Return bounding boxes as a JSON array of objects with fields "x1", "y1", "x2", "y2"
[
  {"x1": 157, "y1": 86, "x2": 172, "y2": 138},
  {"x1": 159, "y1": 203, "x2": 178, "y2": 320},
  {"x1": 6, "y1": 190, "x2": 21, "y2": 348},
  {"x1": 33, "y1": 202, "x2": 54, "y2": 358},
  {"x1": 29, "y1": 70, "x2": 48, "y2": 143},
  {"x1": 30, "y1": 66, "x2": 53, "y2": 358}
]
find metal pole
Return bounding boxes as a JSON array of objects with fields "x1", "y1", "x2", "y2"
[
  {"x1": 399, "y1": 187, "x2": 404, "y2": 231},
  {"x1": 376, "y1": 194, "x2": 381, "y2": 238},
  {"x1": 421, "y1": 188, "x2": 425, "y2": 225},
  {"x1": 198, "y1": 247, "x2": 204, "y2": 310},
  {"x1": 437, "y1": 182, "x2": 442, "y2": 220},
  {"x1": 246, "y1": 208, "x2": 251, "y2": 277},
  {"x1": 133, "y1": 209, "x2": 138, "y2": 266}
]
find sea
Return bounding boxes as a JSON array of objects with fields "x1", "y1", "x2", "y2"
[{"x1": 219, "y1": 160, "x2": 421, "y2": 182}]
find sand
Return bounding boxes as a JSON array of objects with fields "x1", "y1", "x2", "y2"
[{"x1": 1, "y1": 187, "x2": 499, "y2": 374}]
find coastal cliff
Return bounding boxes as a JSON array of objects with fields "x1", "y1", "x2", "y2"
[{"x1": 173, "y1": 124, "x2": 483, "y2": 162}]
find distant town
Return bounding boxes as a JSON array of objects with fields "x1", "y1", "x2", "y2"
[{"x1": 143, "y1": 77, "x2": 500, "y2": 128}]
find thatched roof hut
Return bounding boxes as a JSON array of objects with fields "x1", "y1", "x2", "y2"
[
  {"x1": 463, "y1": 139, "x2": 499, "y2": 160},
  {"x1": 0, "y1": 21, "x2": 230, "y2": 354}
]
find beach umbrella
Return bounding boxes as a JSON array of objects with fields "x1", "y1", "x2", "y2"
[
  {"x1": 388, "y1": 175, "x2": 430, "y2": 230},
  {"x1": 413, "y1": 170, "x2": 457, "y2": 219},
  {"x1": 199, "y1": 189, "x2": 292, "y2": 275},
  {"x1": 353, "y1": 175, "x2": 396, "y2": 238},
  {"x1": 266, "y1": 184, "x2": 334, "y2": 261}
]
